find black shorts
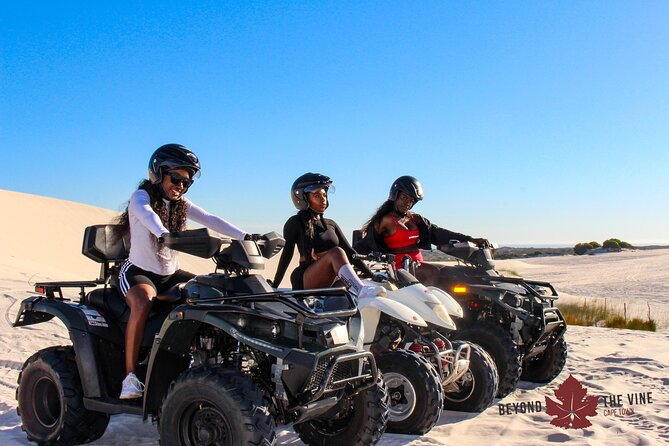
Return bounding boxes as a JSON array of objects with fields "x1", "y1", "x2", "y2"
[{"x1": 118, "y1": 260, "x2": 195, "y2": 298}]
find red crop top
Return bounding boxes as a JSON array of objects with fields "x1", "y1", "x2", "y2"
[{"x1": 383, "y1": 215, "x2": 424, "y2": 269}]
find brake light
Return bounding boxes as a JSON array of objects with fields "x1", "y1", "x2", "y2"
[
  {"x1": 452, "y1": 286, "x2": 469, "y2": 294},
  {"x1": 35, "y1": 286, "x2": 45, "y2": 294},
  {"x1": 472, "y1": 301, "x2": 479, "y2": 308}
]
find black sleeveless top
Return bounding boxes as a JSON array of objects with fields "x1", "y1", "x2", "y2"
[{"x1": 273, "y1": 211, "x2": 372, "y2": 289}]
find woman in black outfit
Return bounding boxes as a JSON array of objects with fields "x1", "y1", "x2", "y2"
[{"x1": 272, "y1": 173, "x2": 385, "y2": 299}]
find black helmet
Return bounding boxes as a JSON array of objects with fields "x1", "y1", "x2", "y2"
[
  {"x1": 148, "y1": 144, "x2": 201, "y2": 184},
  {"x1": 291, "y1": 173, "x2": 333, "y2": 211},
  {"x1": 389, "y1": 175, "x2": 424, "y2": 202}
]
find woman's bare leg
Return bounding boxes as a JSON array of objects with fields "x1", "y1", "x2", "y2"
[
  {"x1": 303, "y1": 247, "x2": 348, "y2": 288},
  {"x1": 124, "y1": 284, "x2": 156, "y2": 374}
]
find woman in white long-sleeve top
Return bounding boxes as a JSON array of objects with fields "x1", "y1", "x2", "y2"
[{"x1": 114, "y1": 144, "x2": 248, "y2": 399}]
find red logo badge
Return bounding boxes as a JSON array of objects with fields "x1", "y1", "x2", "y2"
[{"x1": 545, "y1": 374, "x2": 599, "y2": 429}]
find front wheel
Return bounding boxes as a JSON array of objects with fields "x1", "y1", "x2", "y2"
[
  {"x1": 376, "y1": 350, "x2": 443, "y2": 434},
  {"x1": 159, "y1": 366, "x2": 276, "y2": 446},
  {"x1": 521, "y1": 336, "x2": 568, "y2": 383},
  {"x1": 16, "y1": 346, "x2": 110, "y2": 445},
  {"x1": 293, "y1": 374, "x2": 389, "y2": 446},
  {"x1": 454, "y1": 321, "x2": 522, "y2": 397},
  {"x1": 443, "y1": 342, "x2": 498, "y2": 412}
]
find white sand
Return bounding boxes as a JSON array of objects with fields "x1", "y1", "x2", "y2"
[
  {"x1": 1, "y1": 190, "x2": 667, "y2": 445},
  {"x1": 496, "y1": 252, "x2": 669, "y2": 329}
]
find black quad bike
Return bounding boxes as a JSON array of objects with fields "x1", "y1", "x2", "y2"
[
  {"x1": 13, "y1": 225, "x2": 389, "y2": 446},
  {"x1": 433, "y1": 241, "x2": 568, "y2": 397},
  {"x1": 351, "y1": 251, "x2": 498, "y2": 414}
]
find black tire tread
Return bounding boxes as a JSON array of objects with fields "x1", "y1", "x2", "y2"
[
  {"x1": 16, "y1": 346, "x2": 110, "y2": 445},
  {"x1": 377, "y1": 349, "x2": 443, "y2": 434},
  {"x1": 454, "y1": 321, "x2": 522, "y2": 397},
  {"x1": 159, "y1": 366, "x2": 276, "y2": 446},
  {"x1": 443, "y1": 342, "x2": 498, "y2": 412},
  {"x1": 293, "y1": 374, "x2": 389, "y2": 446},
  {"x1": 521, "y1": 336, "x2": 568, "y2": 383}
]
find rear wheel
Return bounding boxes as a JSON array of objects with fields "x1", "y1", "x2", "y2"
[
  {"x1": 454, "y1": 321, "x2": 521, "y2": 397},
  {"x1": 443, "y1": 342, "x2": 498, "y2": 412},
  {"x1": 294, "y1": 374, "x2": 389, "y2": 446},
  {"x1": 521, "y1": 336, "x2": 568, "y2": 383},
  {"x1": 377, "y1": 350, "x2": 442, "y2": 434},
  {"x1": 159, "y1": 367, "x2": 276, "y2": 446},
  {"x1": 16, "y1": 346, "x2": 110, "y2": 445}
]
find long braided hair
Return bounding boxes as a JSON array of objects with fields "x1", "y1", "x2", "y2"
[
  {"x1": 113, "y1": 179, "x2": 188, "y2": 241},
  {"x1": 297, "y1": 209, "x2": 318, "y2": 260},
  {"x1": 362, "y1": 199, "x2": 395, "y2": 234}
]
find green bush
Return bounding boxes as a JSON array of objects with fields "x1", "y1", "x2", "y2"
[
  {"x1": 603, "y1": 239, "x2": 621, "y2": 250},
  {"x1": 574, "y1": 243, "x2": 588, "y2": 255},
  {"x1": 574, "y1": 238, "x2": 632, "y2": 253}
]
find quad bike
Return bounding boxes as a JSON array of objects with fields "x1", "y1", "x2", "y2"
[
  {"x1": 276, "y1": 275, "x2": 445, "y2": 434},
  {"x1": 432, "y1": 241, "x2": 567, "y2": 397},
  {"x1": 343, "y1": 284, "x2": 444, "y2": 434},
  {"x1": 352, "y1": 252, "x2": 498, "y2": 414},
  {"x1": 13, "y1": 225, "x2": 388, "y2": 446}
]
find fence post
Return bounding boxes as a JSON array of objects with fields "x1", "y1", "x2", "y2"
[{"x1": 624, "y1": 302, "x2": 627, "y2": 322}]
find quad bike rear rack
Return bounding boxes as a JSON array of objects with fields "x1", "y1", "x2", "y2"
[{"x1": 33, "y1": 280, "x2": 102, "y2": 300}]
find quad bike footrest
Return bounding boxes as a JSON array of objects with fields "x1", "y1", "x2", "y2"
[{"x1": 83, "y1": 396, "x2": 143, "y2": 416}]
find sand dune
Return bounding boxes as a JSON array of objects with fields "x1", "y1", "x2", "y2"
[
  {"x1": 1, "y1": 189, "x2": 666, "y2": 445},
  {"x1": 496, "y1": 252, "x2": 669, "y2": 329}
]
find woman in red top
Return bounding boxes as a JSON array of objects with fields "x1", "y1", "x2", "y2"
[{"x1": 357, "y1": 176, "x2": 487, "y2": 285}]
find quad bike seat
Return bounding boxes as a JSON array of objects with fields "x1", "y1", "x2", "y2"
[
  {"x1": 81, "y1": 225, "x2": 184, "y2": 322},
  {"x1": 86, "y1": 276, "x2": 184, "y2": 321}
]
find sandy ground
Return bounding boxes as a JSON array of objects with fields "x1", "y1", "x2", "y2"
[
  {"x1": 1, "y1": 189, "x2": 667, "y2": 445},
  {"x1": 496, "y1": 251, "x2": 669, "y2": 329}
]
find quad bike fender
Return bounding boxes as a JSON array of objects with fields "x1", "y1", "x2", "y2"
[
  {"x1": 13, "y1": 297, "x2": 113, "y2": 399},
  {"x1": 358, "y1": 296, "x2": 426, "y2": 344},
  {"x1": 143, "y1": 311, "x2": 290, "y2": 413},
  {"x1": 384, "y1": 285, "x2": 458, "y2": 330},
  {"x1": 358, "y1": 296, "x2": 426, "y2": 326},
  {"x1": 427, "y1": 286, "x2": 464, "y2": 319}
]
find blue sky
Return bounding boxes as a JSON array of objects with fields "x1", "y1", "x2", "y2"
[{"x1": 2, "y1": 2, "x2": 668, "y2": 245}]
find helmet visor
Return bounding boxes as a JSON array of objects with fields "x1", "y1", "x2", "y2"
[{"x1": 304, "y1": 184, "x2": 335, "y2": 194}]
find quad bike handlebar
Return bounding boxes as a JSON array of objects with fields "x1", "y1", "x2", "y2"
[
  {"x1": 437, "y1": 240, "x2": 496, "y2": 269},
  {"x1": 163, "y1": 228, "x2": 285, "y2": 271}
]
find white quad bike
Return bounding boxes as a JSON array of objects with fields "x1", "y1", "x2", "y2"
[
  {"x1": 351, "y1": 252, "x2": 499, "y2": 414},
  {"x1": 281, "y1": 285, "x2": 442, "y2": 435}
]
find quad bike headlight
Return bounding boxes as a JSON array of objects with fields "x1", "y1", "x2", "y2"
[{"x1": 425, "y1": 301, "x2": 451, "y2": 324}]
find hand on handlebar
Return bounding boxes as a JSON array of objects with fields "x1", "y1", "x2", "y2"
[
  {"x1": 353, "y1": 251, "x2": 389, "y2": 263},
  {"x1": 244, "y1": 233, "x2": 263, "y2": 241},
  {"x1": 372, "y1": 272, "x2": 387, "y2": 283},
  {"x1": 470, "y1": 238, "x2": 490, "y2": 247}
]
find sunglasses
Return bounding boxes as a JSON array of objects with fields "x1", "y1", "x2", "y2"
[{"x1": 165, "y1": 172, "x2": 194, "y2": 188}]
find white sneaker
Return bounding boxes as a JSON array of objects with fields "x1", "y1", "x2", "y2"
[
  {"x1": 357, "y1": 285, "x2": 387, "y2": 299},
  {"x1": 119, "y1": 372, "x2": 144, "y2": 399}
]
